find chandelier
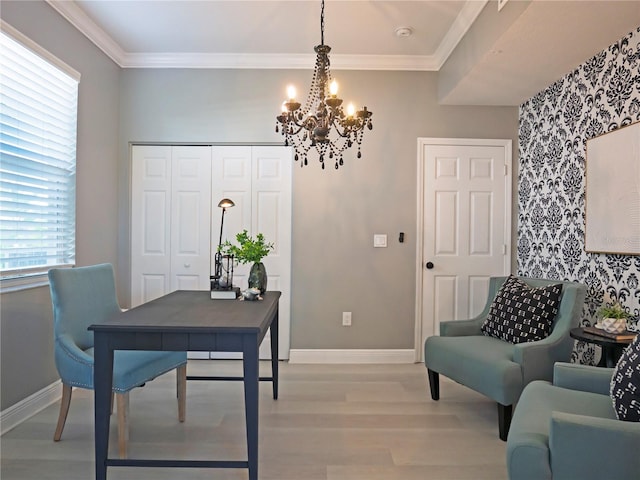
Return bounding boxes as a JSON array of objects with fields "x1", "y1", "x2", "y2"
[{"x1": 275, "y1": 0, "x2": 373, "y2": 170}]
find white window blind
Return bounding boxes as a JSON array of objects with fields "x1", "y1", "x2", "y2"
[{"x1": 0, "y1": 26, "x2": 79, "y2": 284}]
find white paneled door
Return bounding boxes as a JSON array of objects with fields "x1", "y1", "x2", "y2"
[
  {"x1": 211, "y1": 146, "x2": 292, "y2": 359},
  {"x1": 415, "y1": 138, "x2": 512, "y2": 360},
  {"x1": 131, "y1": 146, "x2": 212, "y2": 307}
]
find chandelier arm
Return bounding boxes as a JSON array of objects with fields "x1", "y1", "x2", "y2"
[
  {"x1": 284, "y1": 122, "x2": 312, "y2": 137},
  {"x1": 328, "y1": 125, "x2": 352, "y2": 139},
  {"x1": 329, "y1": 118, "x2": 365, "y2": 138},
  {"x1": 283, "y1": 114, "x2": 319, "y2": 132}
]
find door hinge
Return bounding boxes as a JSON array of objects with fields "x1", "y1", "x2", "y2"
[
  {"x1": 502, "y1": 244, "x2": 507, "y2": 255},
  {"x1": 504, "y1": 164, "x2": 508, "y2": 176}
]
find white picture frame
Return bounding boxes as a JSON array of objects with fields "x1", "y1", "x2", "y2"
[{"x1": 585, "y1": 122, "x2": 640, "y2": 255}]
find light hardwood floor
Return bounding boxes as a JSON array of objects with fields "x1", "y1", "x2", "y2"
[{"x1": 1, "y1": 361, "x2": 507, "y2": 479}]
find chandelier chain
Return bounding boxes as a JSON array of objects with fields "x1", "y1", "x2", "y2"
[{"x1": 320, "y1": 0, "x2": 325, "y2": 46}]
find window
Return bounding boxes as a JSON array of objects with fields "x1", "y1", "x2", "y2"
[{"x1": 0, "y1": 23, "x2": 80, "y2": 290}]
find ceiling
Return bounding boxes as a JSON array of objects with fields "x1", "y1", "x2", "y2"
[{"x1": 47, "y1": 0, "x2": 640, "y2": 106}]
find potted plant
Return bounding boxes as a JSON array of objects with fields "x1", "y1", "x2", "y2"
[
  {"x1": 597, "y1": 302, "x2": 631, "y2": 333},
  {"x1": 220, "y1": 230, "x2": 273, "y2": 293}
]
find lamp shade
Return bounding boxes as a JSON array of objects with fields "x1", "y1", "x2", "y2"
[{"x1": 218, "y1": 198, "x2": 235, "y2": 209}]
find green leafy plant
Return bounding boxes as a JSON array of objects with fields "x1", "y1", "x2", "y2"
[
  {"x1": 597, "y1": 302, "x2": 630, "y2": 319},
  {"x1": 220, "y1": 230, "x2": 273, "y2": 265}
]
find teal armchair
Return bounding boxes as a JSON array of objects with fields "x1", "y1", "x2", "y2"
[
  {"x1": 507, "y1": 363, "x2": 640, "y2": 480},
  {"x1": 424, "y1": 276, "x2": 587, "y2": 440},
  {"x1": 48, "y1": 264, "x2": 187, "y2": 458}
]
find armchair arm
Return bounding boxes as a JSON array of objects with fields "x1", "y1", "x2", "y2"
[
  {"x1": 440, "y1": 317, "x2": 484, "y2": 337},
  {"x1": 56, "y1": 333, "x2": 94, "y2": 365},
  {"x1": 513, "y1": 279, "x2": 587, "y2": 386},
  {"x1": 513, "y1": 325, "x2": 574, "y2": 385},
  {"x1": 553, "y1": 363, "x2": 613, "y2": 395},
  {"x1": 54, "y1": 333, "x2": 95, "y2": 389},
  {"x1": 550, "y1": 411, "x2": 640, "y2": 480}
]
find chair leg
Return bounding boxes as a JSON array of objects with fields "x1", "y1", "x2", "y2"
[
  {"x1": 427, "y1": 369, "x2": 440, "y2": 400},
  {"x1": 53, "y1": 384, "x2": 72, "y2": 441},
  {"x1": 177, "y1": 364, "x2": 187, "y2": 422},
  {"x1": 116, "y1": 392, "x2": 129, "y2": 458},
  {"x1": 497, "y1": 403, "x2": 513, "y2": 441}
]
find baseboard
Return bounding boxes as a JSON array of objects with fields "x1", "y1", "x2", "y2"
[
  {"x1": 288, "y1": 349, "x2": 416, "y2": 364},
  {"x1": 1, "y1": 380, "x2": 61, "y2": 436}
]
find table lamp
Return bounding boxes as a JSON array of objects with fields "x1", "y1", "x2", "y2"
[{"x1": 211, "y1": 198, "x2": 240, "y2": 299}]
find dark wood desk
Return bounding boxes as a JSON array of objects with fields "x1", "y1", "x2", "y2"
[
  {"x1": 570, "y1": 327, "x2": 635, "y2": 367},
  {"x1": 89, "y1": 290, "x2": 281, "y2": 480}
]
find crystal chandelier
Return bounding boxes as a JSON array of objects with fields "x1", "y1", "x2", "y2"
[{"x1": 275, "y1": 0, "x2": 373, "y2": 170}]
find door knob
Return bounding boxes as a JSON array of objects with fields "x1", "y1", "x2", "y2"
[{"x1": 425, "y1": 262, "x2": 434, "y2": 269}]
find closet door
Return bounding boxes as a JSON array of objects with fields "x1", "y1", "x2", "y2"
[
  {"x1": 211, "y1": 146, "x2": 252, "y2": 288},
  {"x1": 211, "y1": 146, "x2": 293, "y2": 359},
  {"x1": 252, "y1": 146, "x2": 292, "y2": 360},
  {"x1": 131, "y1": 146, "x2": 172, "y2": 307},
  {"x1": 131, "y1": 145, "x2": 212, "y2": 308},
  {"x1": 170, "y1": 146, "x2": 212, "y2": 292}
]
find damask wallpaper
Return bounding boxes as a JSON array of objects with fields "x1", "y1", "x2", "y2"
[{"x1": 518, "y1": 26, "x2": 640, "y2": 364}]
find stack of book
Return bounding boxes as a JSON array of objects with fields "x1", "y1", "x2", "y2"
[
  {"x1": 584, "y1": 326, "x2": 638, "y2": 342},
  {"x1": 210, "y1": 286, "x2": 241, "y2": 299}
]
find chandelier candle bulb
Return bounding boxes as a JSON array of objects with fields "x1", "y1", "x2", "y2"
[
  {"x1": 287, "y1": 85, "x2": 296, "y2": 101},
  {"x1": 329, "y1": 80, "x2": 338, "y2": 96}
]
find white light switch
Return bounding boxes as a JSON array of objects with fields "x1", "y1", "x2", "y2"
[{"x1": 374, "y1": 234, "x2": 387, "y2": 248}]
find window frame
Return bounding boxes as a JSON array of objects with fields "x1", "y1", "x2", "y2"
[{"x1": 0, "y1": 21, "x2": 81, "y2": 292}]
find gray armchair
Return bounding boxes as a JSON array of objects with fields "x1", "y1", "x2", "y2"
[
  {"x1": 424, "y1": 276, "x2": 586, "y2": 440},
  {"x1": 507, "y1": 362, "x2": 640, "y2": 480}
]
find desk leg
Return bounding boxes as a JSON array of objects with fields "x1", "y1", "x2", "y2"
[
  {"x1": 94, "y1": 334, "x2": 113, "y2": 480},
  {"x1": 270, "y1": 308, "x2": 279, "y2": 400},
  {"x1": 243, "y1": 335, "x2": 260, "y2": 480}
]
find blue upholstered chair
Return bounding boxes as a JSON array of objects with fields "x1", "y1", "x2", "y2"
[
  {"x1": 507, "y1": 363, "x2": 640, "y2": 480},
  {"x1": 48, "y1": 264, "x2": 187, "y2": 458},
  {"x1": 424, "y1": 276, "x2": 586, "y2": 440}
]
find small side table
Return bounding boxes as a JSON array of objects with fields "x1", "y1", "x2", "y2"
[{"x1": 570, "y1": 327, "x2": 636, "y2": 368}]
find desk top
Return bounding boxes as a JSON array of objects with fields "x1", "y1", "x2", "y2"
[{"x1": 89, "y1": 290, "x2": 280, "y2": 334}]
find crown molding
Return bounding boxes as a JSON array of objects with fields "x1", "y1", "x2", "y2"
[
  {"x1": 433, "y1": 0, "x2": 488, "y2": 70},
  {"x1": 46, "y1": 0, "x2": 126, "y2": 66},
  {"x1": 330, "y1": 54, "x2": 438, "y2": 72},
  {"x1": 119, "y1": 52, "x2": 439, "y2": 71},
  {"x1": 46, "y1": 0, "x2": 480, "y2": 71}
]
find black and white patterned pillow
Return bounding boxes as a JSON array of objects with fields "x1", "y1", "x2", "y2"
[
  {"x1": 481, "y1": 275, "x2": 563, "y2": 344},
  {"x1": 610, "y1": 335, "x2": 640, "y2": 422}
]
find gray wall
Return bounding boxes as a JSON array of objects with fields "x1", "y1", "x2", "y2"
[
  {"x1": 0, "y1": 0, "x2": 517, "y2": 411},
  {"x1": 118, "y1": 69, "x2": 518, "y2": 349},
  {"x1": 0, "y1": 1, "x2": 120, "y2": 410},
  {"x1": 438, "y1": 0, "x2": 531, "y2": 104}
]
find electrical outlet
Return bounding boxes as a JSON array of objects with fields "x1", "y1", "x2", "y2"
[{"x1": 342, "y1": 311, "x2": 352, "y2": 326}]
